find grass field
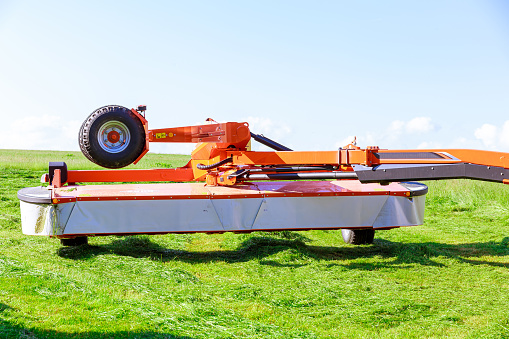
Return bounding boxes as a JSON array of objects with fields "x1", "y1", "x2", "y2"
[{"x1": 1, "y1": 149, "x2": 509, "y2": 338}]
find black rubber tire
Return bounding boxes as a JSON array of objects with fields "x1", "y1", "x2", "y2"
[
  {"x1": 341, "y1": 229, "x2": 375, "y2": 245},
  {"x1": 60, "y1": 236, "x2": 88, "y2": 246},
  {"x1": 79, "y1": 105, "x2": 145, "y2": 168}
]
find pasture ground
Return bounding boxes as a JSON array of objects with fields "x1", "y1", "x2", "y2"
[{"x1": 1, "y1": 149, "x2": 509, "y2": 338}]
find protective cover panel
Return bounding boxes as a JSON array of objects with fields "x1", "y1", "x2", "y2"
[
  {"x1": 211, "y1": 198, "x2": 264, "y2": 230},
  {"x1": 252, "y1": 196, "x2": 388, "y2": 230},
  {"x1": 63, "y1": 200, "x2": 223, "y2": 234},
  {"x1": 19, "y1": 180, "x2": 427, "y2": 236},
  {"x1": 20, "y1": 201, "x2": 53, "y2": 236},
  {"x1": 20, "y1": 201, "x2": 74, "y2": 236},
  {"x1": 372, "y1": 195, "x2": 425, "y2": 228}
]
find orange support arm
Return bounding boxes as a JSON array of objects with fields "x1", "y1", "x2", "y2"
[
  {"x1": 60, "y1": 147, "x2": 509, "y2": 185},
  {"x1": 228, "y1": 149, "x2": 509, "y2": 169},
  {"x1": 149, "y1": 122, "x2": 250, "y2": 145}
]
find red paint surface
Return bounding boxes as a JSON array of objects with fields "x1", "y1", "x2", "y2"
[{"x1": 52, "y1": 180, "x2": 410, "y2": 203}]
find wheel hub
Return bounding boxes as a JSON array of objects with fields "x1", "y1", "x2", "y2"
[
  {"x1": 97, "y1": 120, "x2": 131, "y2": 154},
  {"x1": 107, "y1": 130, "x2": 120, "y2": 143}
]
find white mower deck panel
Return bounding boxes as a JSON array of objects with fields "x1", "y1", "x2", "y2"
[{"x1": 18, "y1": 180, "x2": 427, "y2": 238}]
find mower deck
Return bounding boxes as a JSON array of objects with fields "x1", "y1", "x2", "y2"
[
  {"x1": 18, "y1": 180, "x2": 427, "y2": 238},
  {"x1": 18, "y1": 180, "x2": 426, "y2": 238}
]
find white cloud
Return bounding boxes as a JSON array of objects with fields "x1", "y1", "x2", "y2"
[
  {"x1": 388, "y1": 120, "x2": 405, "y2": 133},
  {"x1": 474, "y1": 121, "x2": 509, "y2": 150},
  {"x1": 406, "y1": 117, "x2": 436, "y2": 133},
  {"x1": 499, "y1": 121, "x2": 509, "y2": 147},
  {"x1": 449, "y1": 137, "x2": 476, "y2": 149},
  {"x1": 0, "y1": 115, "x2": 199, "y2": 154},
  {"x1": 244, "y1": 116, "x2": 292, "y2": 150},
  {"x1": 246, "y1": 116, "x2": 291, "y2": 138},
  {"x1": 0, "y1": 115, "x2": 82, "y2": 151},
  {"x1": 335, "y1": 116, "x2": 438, "y2": 149},
  {"x1": 62, "y1": 120, "x2": 82, "y2": 141},
  {"x1": 474, "y1": 123, "x2": 498, "y2": 148},
  {"x1": 388, "y1": 117, "x2": 437, "y2": 135}
]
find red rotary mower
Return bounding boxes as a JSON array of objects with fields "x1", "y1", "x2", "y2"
[{"x1": 17, "y1": 105, "x2": 509, "y2": 246}]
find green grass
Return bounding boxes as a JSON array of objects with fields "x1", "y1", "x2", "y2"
[
  {"x1": 0, "y1": 149, "x2": 190, "y2": 171},
  {"x1": 2, "y1": 149, "x2": 509, "y2": 338}
]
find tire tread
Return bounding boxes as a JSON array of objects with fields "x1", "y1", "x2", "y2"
[{"x1": 78, "y1": 105, "x2": 145, "y2": 168}]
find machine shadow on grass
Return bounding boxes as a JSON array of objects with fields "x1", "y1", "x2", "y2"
[
  {"x1": 57, "y1": 232, "x2": 509, "y2": 270},
  {"x1": 0, "y1": 304, "x2": 195, "y2": 339}
]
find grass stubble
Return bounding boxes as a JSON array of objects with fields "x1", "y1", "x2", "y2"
[{"x1": 1, "y1": 149, "x2": 509, "y2": 338}]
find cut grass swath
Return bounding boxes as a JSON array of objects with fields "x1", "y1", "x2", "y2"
[{"x1": 1, "y1": 149, "x2": 509, "y2": 338}]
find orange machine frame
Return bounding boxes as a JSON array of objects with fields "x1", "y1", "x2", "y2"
[{"x1": 47, "y1": 109, "x2": 509, "y2": 187}]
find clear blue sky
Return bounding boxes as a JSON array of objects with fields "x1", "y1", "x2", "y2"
[{"x1": 0, "y1": 1, "x2": 508, "y2": 154}]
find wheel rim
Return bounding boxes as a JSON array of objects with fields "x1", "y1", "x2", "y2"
[
  {"x1": 341, "y1": 229, "x2": 351, "y2": 241},
  {"x1": 97, "y1": 120, "x2": 131, "y2": 153}
]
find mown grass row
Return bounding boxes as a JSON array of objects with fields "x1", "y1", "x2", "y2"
[{"x1": 1, "y1": 149, "x2": 509, "y2": 338}]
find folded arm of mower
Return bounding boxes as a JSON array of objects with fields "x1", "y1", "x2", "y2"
[{"x1": 47, "y1": 106, "x2": 509, "y2": 187}]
